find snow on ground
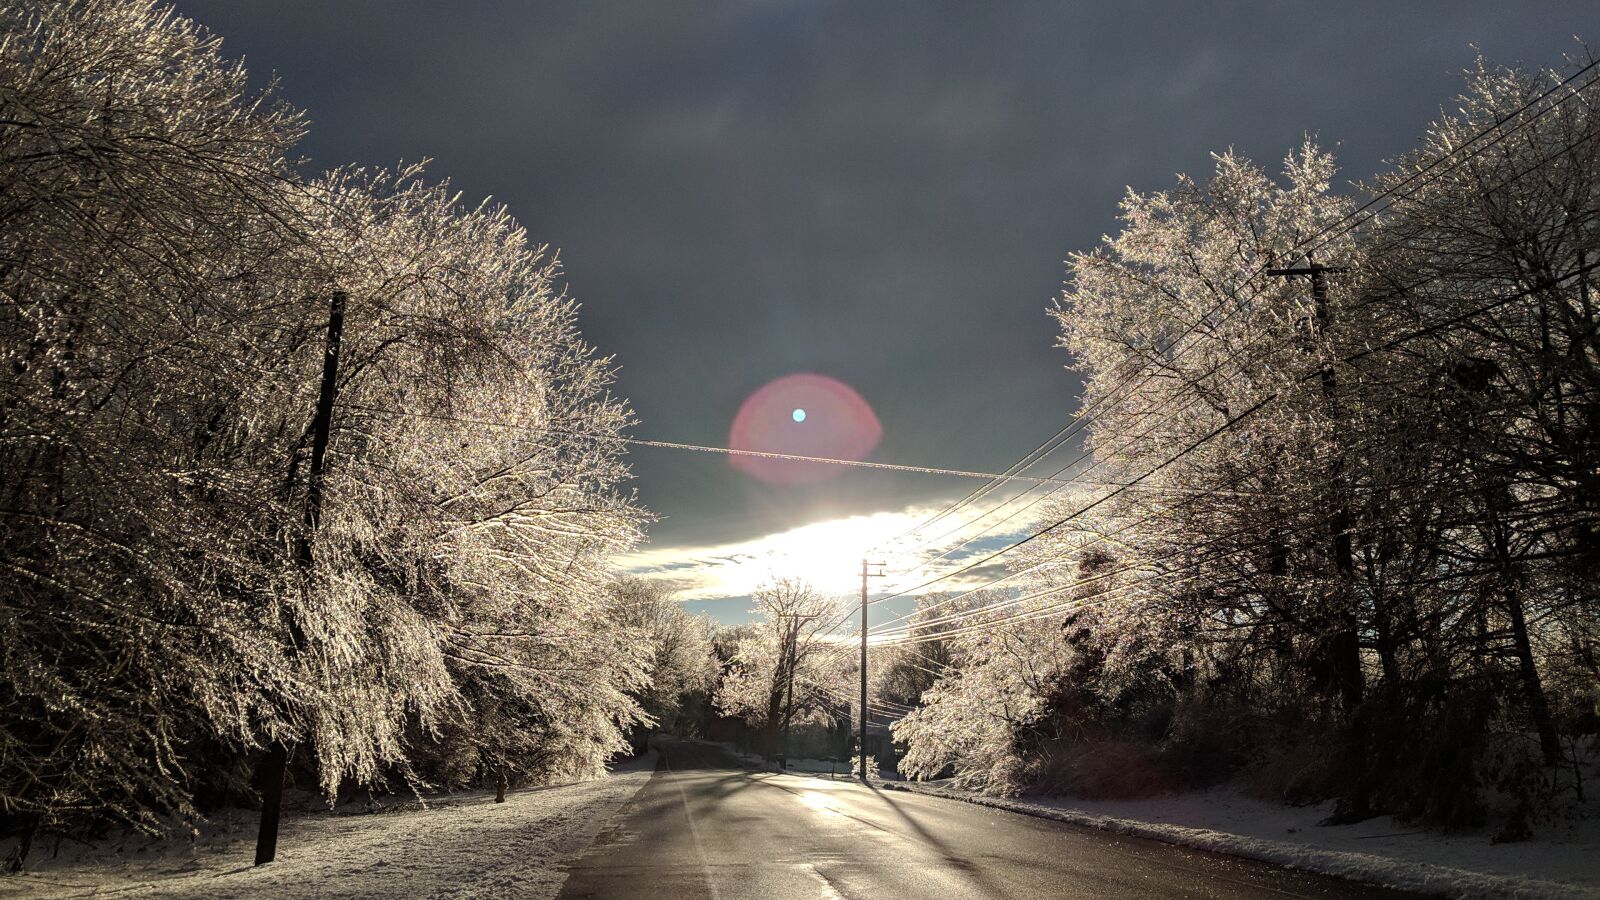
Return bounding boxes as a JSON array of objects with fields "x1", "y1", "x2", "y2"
[
  {"x1": 0, "y1": 752, "x2": 657, "y2": 899},
  {"x1": 878, "y1": 779, "x2": 1600, "y2": 899},
  {"x1": 716, "y1": 743, "x2": 859, "y2": 778}
]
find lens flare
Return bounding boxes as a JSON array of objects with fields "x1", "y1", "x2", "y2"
[{"x1": 729, "y1": 373, "x2": 881, "y2": 484}]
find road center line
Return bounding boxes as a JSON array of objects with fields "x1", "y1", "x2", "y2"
[{"x1": 662, "y1": 756, "x2": 722, "y2": 900}]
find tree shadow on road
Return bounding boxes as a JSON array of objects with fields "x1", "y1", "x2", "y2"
[{"x1": 857, "y1": 783, "x2": 1013, "y2": 896}]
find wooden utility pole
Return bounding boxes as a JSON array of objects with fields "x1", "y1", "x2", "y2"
[
  {"x1": 858, "y1": 560, "x2": 884, "y2": 781},
  {"x1": 257, "y1": 289, "x2": 347, "y2": 867},
  {"x1": 1265, "y1": 259, "x2": 1361, "y2": 709},
  {"x1": 1266, "y1": 258, "x2": 1370, "y2": 818},
  {"x1": 1264, "y1": 259, "x2": 1355, "y2": 571}
]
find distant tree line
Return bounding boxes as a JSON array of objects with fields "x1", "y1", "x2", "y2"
[
  {"x1": 712, "y1": 578, "x2": 847, "y2": 762},
  {"x1": 0, "y1": 0, "x2": 707, "y2": 865},
  {"x1": 894, "y1": 55, "x2": 1599, "y2": 837}
]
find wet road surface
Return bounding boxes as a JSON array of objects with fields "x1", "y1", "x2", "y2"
[{"x1": 557, "y1": 739, "x2": 1416, "y2": 900}]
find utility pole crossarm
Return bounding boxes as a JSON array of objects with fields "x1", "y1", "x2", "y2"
[
  {"x1": 1268, "y1": 260, "x2": 1368, "y2": 815},
  {"x1": 1263, "y1": 264, "x2": 1349, "y2": 277}
]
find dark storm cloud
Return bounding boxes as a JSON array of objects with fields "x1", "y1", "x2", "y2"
[{"x1": 176, "y1": 0, "x2": 1591, "y2": 554}]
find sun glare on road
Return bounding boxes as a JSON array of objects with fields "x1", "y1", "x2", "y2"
[{"x1": 796, "y1": 790, "x2": 839, "y2": 815}]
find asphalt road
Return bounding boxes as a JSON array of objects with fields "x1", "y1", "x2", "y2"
[{"x1": 557, "y1": 740, "x2": 1415, "y2": 900}]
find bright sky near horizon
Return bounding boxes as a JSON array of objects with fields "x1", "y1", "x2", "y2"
[{"x1": 614, "y1": 498, "x2": 1049, "y2": 622}]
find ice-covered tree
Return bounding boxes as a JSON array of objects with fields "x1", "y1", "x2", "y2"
[
  {"x1": 714, "y1": 578, "x2": 842, "y2": 759},
  {"x1": 901, "y1": 54, "x2": 1599, "y2": 830},
  {"x1": 0, "y1": 0, "x2": 653, "y2": 863},
  {"x1": 892, "y1": 591, "x2": 1069, "y2": 794},
  {"x1": 611, "y1": 577, "x2": 719, "y2": 741},
  {"x1": 0, "y1": 0, "x2": 319, "y2": 842}
]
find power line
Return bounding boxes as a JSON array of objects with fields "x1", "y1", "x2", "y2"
[
  {"x1": 814, "y1": 474, "x2": 1290, "y2": 668},
  {"x1": 871, "y1": 352, "x2": 1257, "y2": 598},
  {"x1": 344, "y1": 63, "x2": 1595, "y2": 661},
  {"x1": 823, "y1": 63, "x2": 1599, "y2": 648},
  {"x1": 870, "y1": 397, "x2": 1273, "y2": 610},
  {"x1": 852, "y1": 459, "x2": 1275, "y2": 646},
  {"x1": 814, "y1": 458, "x2": 1273, "y2": 667},
  {"x1": 824, "y1": 64, "x2": 1600, "y2": 645},
  {"x1": 889, "y1": 61, "x2": 1600, "y2": 547},
  {"x1": 872, "y1": 507, "x2": 1330, "y2": 645},
  {"x1": 813, "y1": 347, "x2": 1275, "y2": 649},
  {"x1": 874, "y1": 500, "x2": 1589, "y2": 651},
  {"x1": 818, "y1": 684, "x2": 908, "y2": 718},
  {"x1": 811, "y1": 359, "x2": 1261, "y2": 645},
  {"x1": 865, "y1": 419, "x2": 1086, "y2": 555},
  {"x1": 812, "y1": 398, "x2": 1273, "y2": 667},
  {"x1": 871, "y1": 428, "x2": 1598, "y2": 648},
  {"x1": 859, "y1": 255, "x2": 1600, "y2": 649},
  {"x1": 341, "y1": 405, "x2": 1080, "y2": 483},
  {"x1": 873, "y1": 501, "x2": 1438, "y2": 649}
]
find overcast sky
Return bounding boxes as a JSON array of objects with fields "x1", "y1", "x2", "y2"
[{"x1": 175, "y1": 1, "x2": 1590, "y2": 619}]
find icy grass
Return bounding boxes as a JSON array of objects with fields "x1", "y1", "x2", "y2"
[
  {"x1": 879, "y1": 779, "x2": 1600, "y2": 899},
  {"x1": 0, "y1": 752, "x2": 657, "y2": 899},
  {"x1": 714, "y1": 743, "x2": 865, "y2": 779}
]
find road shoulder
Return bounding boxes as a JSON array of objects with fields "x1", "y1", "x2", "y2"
[
  {"x1": 1, "y1": 752, "x2": 659, "y2": 899},
  {"x1": 876, "y1": 779, "x2": 1598, "y2": 899}
]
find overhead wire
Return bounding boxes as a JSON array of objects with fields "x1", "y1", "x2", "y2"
[
  {"x1": 867, "y1": 259, "x2": 1600, "y2": 648},
  {"x1": 338, "y1": 63, "x2": 1599, "y2": 674},
  {"x1": 814, "y1": 62, "x2": 1600, "y2": 648}
]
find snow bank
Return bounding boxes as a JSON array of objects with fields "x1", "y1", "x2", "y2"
[
  {"x1": 0, "y1": 752, "x2": 657, "y2": 899},
  {"x1": 712, "y1": 741, "x2": 886, "y2": 779},
  {"x1": 878, "y1": 780, "x2": 1599, "y2": 899},
  {"x1": 717, "y1": 745, "x2": 854, "y2": 777}
]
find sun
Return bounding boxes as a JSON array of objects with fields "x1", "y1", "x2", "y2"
[{"x1": 727, "y1": 373, "x2": 881, "y2": 484}]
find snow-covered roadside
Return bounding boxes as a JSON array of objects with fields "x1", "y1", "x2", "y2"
[
  {"x1": 715, "y1": 742, "x2": 858, "y2": 778},
  {"x1": 877, "y1": 779, "x2": 1598, "y2": 899},
  {"x1": 0, "y1": 752, "x2": 658, "y2": 899}
]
